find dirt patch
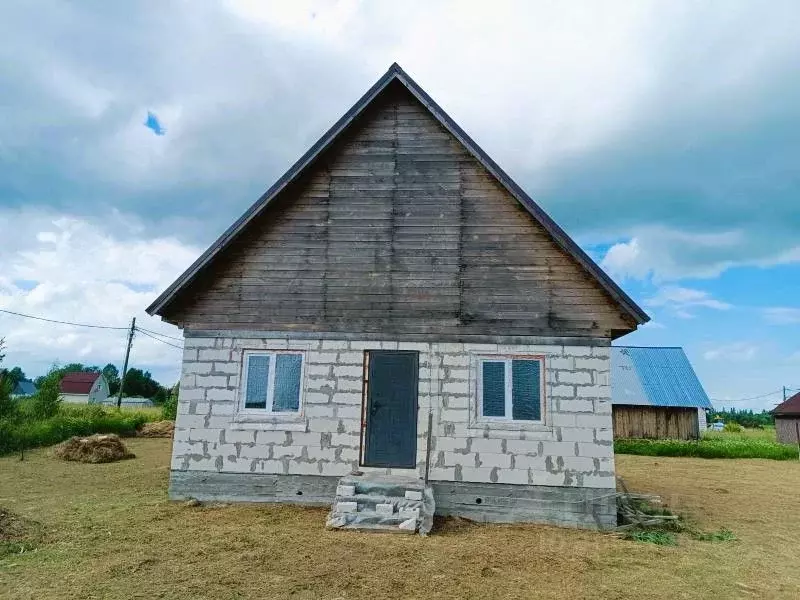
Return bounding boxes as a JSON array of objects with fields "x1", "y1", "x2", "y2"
[
  {"x1": 136, "y1": 420, "x2": 174, "y2": 438},
  {"x1": 54, "y1": 434, "x2": 135, "y2": 463}
]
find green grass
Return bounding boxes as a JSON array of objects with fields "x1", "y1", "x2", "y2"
[
  {"x1": 0, "y1": 403, "x2": 161, "y2": 456},
  {"x1": 625, "y1": 529, "x2": 678, "y2": 546},
  {"x1": 615, "y1": 434, "x2": 799, "y2": 460},
  {"x1": 692, "y1": 528, "x2": 737, "y2": 542}
]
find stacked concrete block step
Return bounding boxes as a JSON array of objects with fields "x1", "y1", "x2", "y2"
[{"x1": 325, "y1": 474, "x2": 435, "y2": 535}]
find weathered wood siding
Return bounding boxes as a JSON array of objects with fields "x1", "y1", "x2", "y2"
[
  {"x1": 162, "y1": 81, "x2": 635, "y2": 338},
  {"x1": 776, "y1": 417, "x2": 800, "y2": 444},
  {"x1": 612, "y1": 405, "x2": 700, "y2": 440}
]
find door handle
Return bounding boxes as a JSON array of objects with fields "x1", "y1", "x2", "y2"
[{"x1": 371, "y1": 401, "x2": 382, "y2": 415}]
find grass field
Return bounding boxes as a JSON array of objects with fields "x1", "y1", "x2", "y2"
[
  {"x1": 0, "y1": 404, "x2": 162, "y2": 456},
  {"x1": 615, "y1": 427, "x2": 798, "y2": 460},
  {"x1": 2, "y1": 439, "x2": 799, "y2": 599}
]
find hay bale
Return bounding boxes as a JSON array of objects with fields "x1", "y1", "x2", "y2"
[
  {"x1": 54, "y1": 434, "x2": 135, "y2": 463},
  {"x1": 137, "y1": 420, "x2": 175, "y2": 438}
]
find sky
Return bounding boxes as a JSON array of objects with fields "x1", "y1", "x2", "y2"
[{"x1": 1, "y1": 0, "x2": 798, "y2": 410}]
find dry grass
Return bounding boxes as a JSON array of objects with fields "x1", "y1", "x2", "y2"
[
  {"x1": 1, "y1": 440, "x2": 799, "y2": 599},
  {"x1": 136, "y1": 420, "x2": 175, "y2": 438},
  {"x1": 53, "y1": 434, "x2": 135, "y2": 464}
]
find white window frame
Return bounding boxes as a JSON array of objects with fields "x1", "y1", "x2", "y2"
[
  {"x1": 238, "y1": 350, "x2": 306, "y2": 416},
  {"x1": 476, "y1": 355, "x2": 545, "y2": 424}
]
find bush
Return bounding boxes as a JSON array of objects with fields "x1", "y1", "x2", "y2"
[
  {"x1": 615, "y1": 437, "x2": 798, "y2": 460},
  {"x1": 0, "y1": 404, "x2": 159, "y2": 456},
  {"x1": 0, "y1": 375, "x2": 14, "y2": 420},
  {"x1": 723, "y1": 422, "x2": 744, "y2": 433},
  {"x1": 31, "y1": 369, "x2": 62, "y2": 419},
  {"x1": 161, "y1": 388, "x2": 178, "y2": 421}
]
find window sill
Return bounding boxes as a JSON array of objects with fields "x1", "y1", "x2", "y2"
[
  {"x1": 230, "y1": 416, "x2": 307, "y2": 431},
  {"x1": 467, "y1": 420, "x2": 554, "y2": 435}
]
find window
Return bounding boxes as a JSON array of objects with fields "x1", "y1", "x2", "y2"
[
  {"x1": 240, "y1": 351, "x2": 304, "y2": 414},
  {"x1": 478, "y1": 357, "x2": 543, "y2": 421}
]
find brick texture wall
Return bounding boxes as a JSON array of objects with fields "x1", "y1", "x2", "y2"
[{"x1": 172, "y1": 336, "x2": 615, "y2": 490}]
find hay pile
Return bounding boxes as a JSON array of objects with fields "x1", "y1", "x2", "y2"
[
  {"x1": 54, "y1": 434, "x2": 135, "y2": 463},
  {"x1": 137, "y1": 420, "x2": 175, "y2": 438}
]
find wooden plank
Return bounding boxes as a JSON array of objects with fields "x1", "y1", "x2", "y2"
[{"x1": 164, "y1": 86, "x2": 634, "y2": 336}]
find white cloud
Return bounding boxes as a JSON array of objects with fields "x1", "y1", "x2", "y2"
[
  {"x1": 645, "y1": 285, "x2": 731, "y2": 318},
  {"x1": 0, "y1": 209, "x2": 198, "y2": 383},
  {"x1": 703, "y1": 342, "x2": 758, "y2": 362},
  {"x1": 601, "y1": 226, "x2": 800, "y2": 282},
  {"x1": 763, "y1": 307, "x2": 800, "y2": 325}
]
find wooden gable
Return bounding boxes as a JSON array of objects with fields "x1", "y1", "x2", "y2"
[{"x1": 157, "y1": 79, "x2": 640, "y2": 339}]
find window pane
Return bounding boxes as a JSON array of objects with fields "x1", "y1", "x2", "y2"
[
  {"x1": 512, "y1": 360, "x2": 541, "y2": 421},
  {"x1": 273, "y1": 354, "x2": 302, "y2": 412},
  {"x1": 481, "y1": 361, "x2": 506, "y2": 417},
  {"x1": 245, "y1": 355, "x2": 269, "y2": 409}
]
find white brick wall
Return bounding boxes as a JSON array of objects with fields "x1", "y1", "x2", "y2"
[{"x1": 172, "y1": 336, "x2": 615, "y2": 489}]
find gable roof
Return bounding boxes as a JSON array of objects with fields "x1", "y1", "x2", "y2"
[
  {"x1": 60, "y1": 372, "x2": 101, "y2": 395},
  {"x1": 146, "y1": 63, "x2": 648, "y2": 325},
  {"x1": 611, "y1": 346, "x2": 712, "y2": 409},
  {"x1": 12, "y1": 380, "x2": 36, "y2": 396},
  {"x1": 773, "y1": 391, "x2": 800, "y2": 416}
]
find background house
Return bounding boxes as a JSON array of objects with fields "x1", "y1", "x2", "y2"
[
  {"x1": 59, "y1": 372, "x2": 110, "y2": 404},
  {"x1": 611, "y1": 346, "x2": 712, "y2": 440},
  {"x1": 772, "y1": 392, "x2": 800, "y2": 444},
  {"x1": 11, "y1": 379, "x2": 36, "y2": 398}
]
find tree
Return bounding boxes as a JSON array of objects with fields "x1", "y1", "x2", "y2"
[
  {"x1": 6, "y1": 367, "x2": 26, "y2": 387},
  {"x1": 32, "y1": 367, "x2": 62, "y2": 419},
  {"x1": 0, "y1": 339, "x2": 14, "y2": 419},
  {"x1": 102, "y1": 363, "x2": 120, "y2": 395},
  {"x1": 120, "y1": 368, "x2": 166, "y2": 400}
]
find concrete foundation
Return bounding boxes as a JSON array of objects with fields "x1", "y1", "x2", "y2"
[{"x1": 169, "y1": 470, "x2": 617, "y2": 530}]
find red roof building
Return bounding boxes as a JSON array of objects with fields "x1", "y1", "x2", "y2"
[
  {"x1": 773, "y1": 392, "x2": 800, "y2": 417},
  {"x1": 773, "y1": 392, "x2": 800, "y2": 444},
  {"x1": 60, "y1": 372, "x2": 102, "y2": 395}
]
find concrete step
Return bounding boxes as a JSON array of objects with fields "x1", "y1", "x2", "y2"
[{"x1": 325, "y1": 474, "x2": 435, "y2": 535}]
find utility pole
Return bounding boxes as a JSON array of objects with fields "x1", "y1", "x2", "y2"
[
  {"x1": 784, "y1": 386, "x2": 788, "y2": 402},
  {"x1": 117, "y1": 317, "x2": 136, "y2": 410}
]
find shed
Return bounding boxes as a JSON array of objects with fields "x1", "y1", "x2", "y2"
[
  {"x1": 146, "y1": 63, "x2": 648, "y2": 530},
  {"x1": 60, "y1": 372, "x2": 110, "y2": 405},
  {"x1": 772, "y1": 392, "x2": 800, "y2": 444},
  {"x1": 611, "y1": 346, "x2": 712, "y2": 440},
  {"x1": 100, "y1": 396, "x2": 155, "y2": 408}
]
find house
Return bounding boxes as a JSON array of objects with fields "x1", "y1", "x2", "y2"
[
  {"x1": 146, "y1": 63, "x2": 649, "y2": 530},
  {"x1": 11, "y1": 379, "x2": 37, "y2": 398},
  {"x1": 611, "y1": 346, "x2": 712, "y2": 440},
  {"x1": 59, "y1": 372, "x2": 110, "y2": 404},
  {"x1": 772, "y1": 392, "x2": 800, "y2": 444}
]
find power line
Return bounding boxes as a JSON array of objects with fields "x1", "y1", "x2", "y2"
[
  {"x1": 135, "y1": 325, "x2": 183, "y2": 342},
  {"x1": 135, "y1": 327, "x2": 184, "y2": 350},
  {"x1": 0, "y1": 308, "x2": 129, "y2": 330},
  {"x1": 711, "y1": 389, "x2": 785, "y2": 404}
]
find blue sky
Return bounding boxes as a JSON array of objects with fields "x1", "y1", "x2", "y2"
[{"x1": 0, "y1": 1, "x2": 798, "y2": 409}]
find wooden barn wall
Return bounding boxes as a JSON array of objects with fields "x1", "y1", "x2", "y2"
[
  {"x1": 163, "y1": 82, "x2": 635, "y2": 338},
  {"x1": 612, "y1": 405, "x2": 700, "y2": 440},
  {"x1": 775, "y1": 417, "x2": 800, "y2": 444}
]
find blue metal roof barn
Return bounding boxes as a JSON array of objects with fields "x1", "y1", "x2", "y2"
[{"x1": 611, "y1": 346, "x2": 712, "y2": 409}]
